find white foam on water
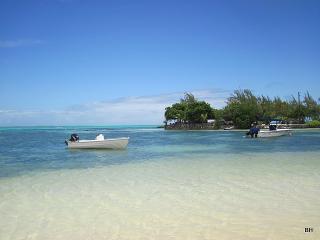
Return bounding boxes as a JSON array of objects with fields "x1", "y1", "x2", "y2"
[{"x1": 1, "y1": 152, "x2": 320, "y2": 240}]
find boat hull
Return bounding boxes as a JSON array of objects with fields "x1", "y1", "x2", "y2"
[
  {"x1": 66, "y1": 137, "x2": 129, "y2": 149},
  {"x1": 258, "y1": 129, "x2": 292, "y2": 138}
]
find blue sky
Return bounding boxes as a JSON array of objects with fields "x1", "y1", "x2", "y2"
[{"x1": 0, "y1": 0, "x2": 319, "y2": 125}]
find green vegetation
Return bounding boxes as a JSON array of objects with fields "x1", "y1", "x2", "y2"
[
  {"x1": 307, "y1": 120, "x2": 320, "y2": 128},
  {"x1": 165, "y1": 90, "x2": 320, "y2": 129},
  {"x1": 223, "y1": 89, "x2": 261, "y2": 129},
  {"x1": 223, "y1": 89, "x2": 320, "y2": 128},
  {"x1": 165, "y1": 93, "x2": 214, "y2": 123}
]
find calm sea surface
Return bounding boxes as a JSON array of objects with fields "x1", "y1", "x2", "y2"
[{"x1": 0, "y1": 126, "x2": 320, "y2": 239}]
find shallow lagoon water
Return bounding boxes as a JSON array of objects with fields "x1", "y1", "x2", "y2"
[{"x1": 0, "y1": 127, "x2": 320, "y2": 239}]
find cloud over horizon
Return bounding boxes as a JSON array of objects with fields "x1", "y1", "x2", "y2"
[{"x1": 0, "y1": 89, "x2": 229, "y2": 126}]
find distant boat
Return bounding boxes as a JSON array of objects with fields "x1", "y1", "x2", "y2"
[
  {"x1": 65, "y1": 134, "x2": 129, "y2": 149},
  {"x1": 224, "y1": 126, "x2": 234, "y2": 130}
]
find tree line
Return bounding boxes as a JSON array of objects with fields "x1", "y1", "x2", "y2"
[
  {"x1": 165, "y1": 93, "x2": 214, "y2": 124},
  {"x1": 164, "y1": 90, "x2": 320, "y2": 129}
]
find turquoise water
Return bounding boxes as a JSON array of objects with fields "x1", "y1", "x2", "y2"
[
  {"x1": 0, "y1": 126, "x2": 320, "y2": 239},
  {"x1": 1, "y1": 126, "x2": 319, "y2": 178}
]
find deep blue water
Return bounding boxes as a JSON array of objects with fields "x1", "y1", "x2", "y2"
[{"x1": 0, "y1": 126, "x2": 320, "y2": 178}]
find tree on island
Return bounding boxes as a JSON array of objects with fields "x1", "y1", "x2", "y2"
[
  {"x1": 303, "y1": 92, "x2": 319, "y2": 121},
  {"x1": 223, "y1": 89, "x2": 261, "y2": 129},
  {"x1": 164, "y1": 90, "x2": 320, "y2": 129},
  {"x1": 165, "y1": 93, "x2": 215, "y2": 124},
  {"x1": 223, "y1": 89, "x2": 320, "y2": 128}
]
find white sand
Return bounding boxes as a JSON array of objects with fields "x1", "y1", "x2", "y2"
[{"x1": 1, "y1": 152, "x2": 320, "y2": 240}]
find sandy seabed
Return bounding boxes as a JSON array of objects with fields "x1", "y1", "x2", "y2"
[{"x1": 1, "y1": 152, "x2": 320, "y2": 240}]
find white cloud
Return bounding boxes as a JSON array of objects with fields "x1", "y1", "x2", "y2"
[
  {"x1": 0, "y1": 89, "x2": 229, "y2": 126},
  {"x1": 0, "y1": 39, "x2": 44, "y2": 48}
]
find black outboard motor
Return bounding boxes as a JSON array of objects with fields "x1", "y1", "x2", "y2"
[
  {"x1": 69, "y1": 133, "x2": 79, "y2": 142},
  {"x1": 246, "y1": 126, "x2": 259, "y2": 138}
]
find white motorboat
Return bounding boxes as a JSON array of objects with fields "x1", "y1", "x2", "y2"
[
  {"x1": 65, "y1": 134, "x2": 129, "y2": 149},
  {"x1": 246, "y1": 124, "x2": 292, "y2": 138},
  {"x1": 258, "y1": 128, "x2": 292, "y2": 138}
]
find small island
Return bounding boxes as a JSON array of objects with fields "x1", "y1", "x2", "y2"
[{"x1": 164, "y1": 89, "x2": 320, "y2": 130}]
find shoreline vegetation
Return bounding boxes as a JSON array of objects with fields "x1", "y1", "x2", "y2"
[{"x1": 164, "y1": 90, "x2": 320, "y2": 130}]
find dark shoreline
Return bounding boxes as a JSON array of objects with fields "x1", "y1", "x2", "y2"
[{"x1": 164, "y1": 123, "x2": 320, "y2": 131}]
